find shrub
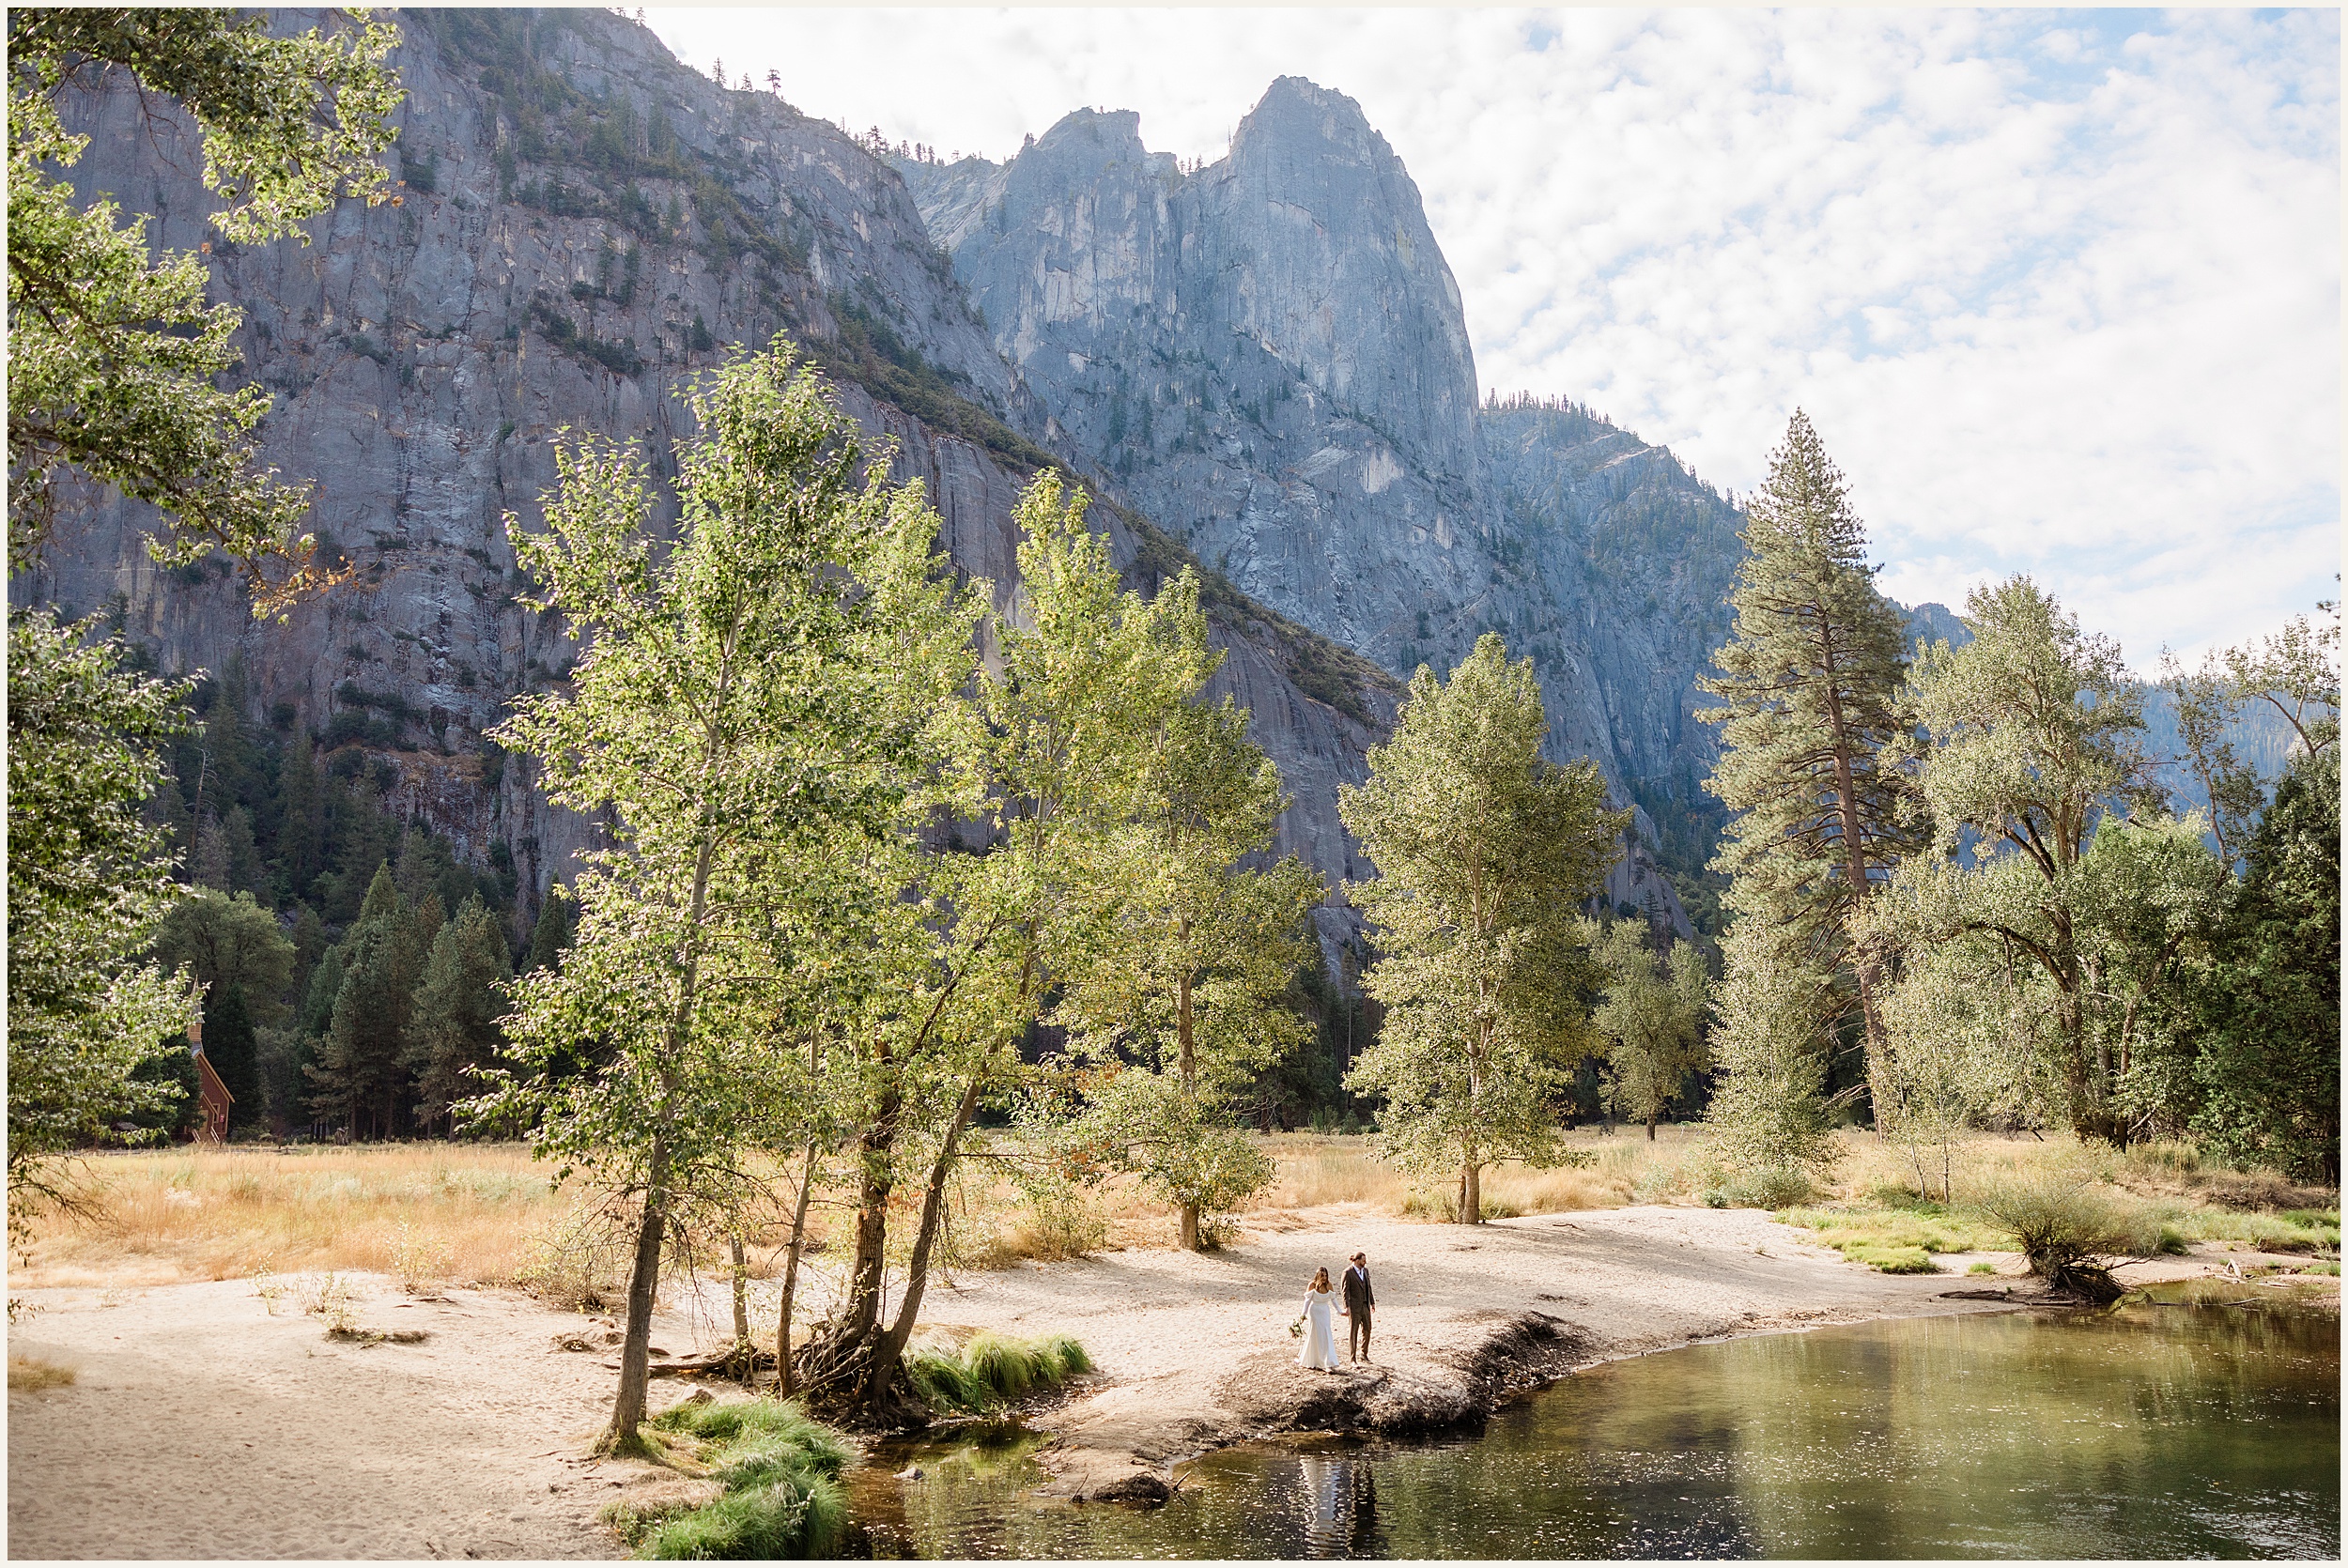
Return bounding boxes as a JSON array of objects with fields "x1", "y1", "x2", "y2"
[
  {"x1": 513, "y1": 1202, "x2": 632, "y2": 1310},
  {"x1": 8, "y1": 1354, "x2": 75, "y2": 1391},
  {"x1": 1710, "y1": 1166, "x2": 1813, "y2": 1210},
  {"x1": 1964, "y1": 1173, "x2": 2161, "y2": 1301}
]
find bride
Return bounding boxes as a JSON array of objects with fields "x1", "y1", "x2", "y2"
[{"x1": 1298, "y1": 1267, "x2": 1340, "y2": 1372}]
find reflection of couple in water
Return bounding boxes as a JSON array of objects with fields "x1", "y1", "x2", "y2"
[{"x1": 1297, "y1": 1251, "x2": 1374, "y2": 1372}]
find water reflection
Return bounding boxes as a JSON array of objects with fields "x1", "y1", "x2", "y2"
[
  {"x1": 854, "y1": 1292, "x2": 2340, "y2": 1560},
  {"x1": 1291, "y1": 1449, "x2": 1385, "y2": 1558}
]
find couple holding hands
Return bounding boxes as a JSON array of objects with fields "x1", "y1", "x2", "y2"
[{"x1": 1297, "y1": 1251, "x2": 1374, "y2": 1372}]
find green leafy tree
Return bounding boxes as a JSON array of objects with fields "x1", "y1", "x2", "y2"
[
  {"x1": 150, "y1": 886, "x2": 296, "y2": 1132},
  {"x1": 1339, "y1": 634, "x2": 1625, "y2": 1223},
  {"x1": 150, "y1": 888, "x2": 297, "y2": 1022},
  {"x1": 1897, "y1": 576, "x2": 2168, "y2": 1143},
  {"x1": 799, "y1": 471, "x2": 1216, "y2": 1415},
  {"x1": 2190, "y1": 740, "x2": 2340, "y2": 1180},
  {"x1": 404, "y1": 897, "x2": 515, "y2": 1135},
  {"x1": 1701, "y1": 921, "x2": 1838, "y2": 1182},
  {"x1": 7, "y1": 613, "x2": 200, "y2": 1222},
  {"x1": 1056, "y1": 698, "x2": 1323, "y2": 1248},
  {"x1": 8, "y1": 8, "x2": 399, "y2": 587},
  {"x1": 7, "y1": 9, "x2": 396, "y2": 1216},
  {"x1": 479, "y1": 340, "x2": 977, "y2": 1453},
  {"x1": 1696, "y1": 411, "x2": 1921, "y2": 1122},
  {"x1": 1581, "y1": 921, "x2": 1710, "y2": 1140},
  {"x1": 2161, "y1": 601, "x2": 2338, "y2": 863}
]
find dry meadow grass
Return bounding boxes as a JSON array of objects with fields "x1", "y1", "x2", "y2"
[
  {"x1": 14, "y1": 1122, "x2": 2329, "y2": 1294},
  {"x1": 10, "y1": 1143, "x2": 571, "y2": 1288}
]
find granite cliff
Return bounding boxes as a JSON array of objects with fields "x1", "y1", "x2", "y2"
[
  {"x1": 23, "y1": 11, "x2": 1395, "y2": 948},
  {"x1": 898, "y1": 84, "x2": 1753, "y2": 930}
]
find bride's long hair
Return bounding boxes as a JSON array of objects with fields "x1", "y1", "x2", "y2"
[{"x1": 1308, "y1": 1267, "x2": 1332, "y2": 1293}]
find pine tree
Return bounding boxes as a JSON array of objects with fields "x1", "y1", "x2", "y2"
[
  {"x1": 1696, "y1": 411, "x2": 1920, "y2": 1128},
  {"x1": 2191, "y1": 742, "x2": 2340, "y2": 1180},
  {"x1": 404, "y1": 897, "x2": 514, "y2": 1134},
  {"x1": 1339, "y1": 634, "x2": 1626, "y2": 1222},
  {"x1": 307, "y1": 863, "x2": 422, "y2": 1136},
  {"x1": 203, "y1": 981, "x2": 260, "y2": 1135},
  {"x1": 276, "y1": 736, "x2": 325, "y2": 898},
  {"x1": 522, "y1": 886, "x2": 574, "y2": 973}
]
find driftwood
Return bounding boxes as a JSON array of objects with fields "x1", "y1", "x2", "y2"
[{"x1": 600, "y1": 1343, "x2": 777, "y2": 1379}]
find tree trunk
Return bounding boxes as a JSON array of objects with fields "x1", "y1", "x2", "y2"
[
  {"x1": 729, "y1": 1233, "x2": 750, "y2": 1345},
  {"x1": 1819, "y1": 671, "x2": 1891, "y2": 1140},
  {"x1": 1646, "y1": 1115, "x2": 1658, "y2": 1141},
  {"x1": 1175, "y1": 926, "x2": 1205, "y2": 1253},
  {"x1": 777, "y1": 1142, "x2": 817, "y2": 1396},
  {"x1": 1460, "y1": 1160, "x2": 1481, "y2": 1224},
  {"x1": 596, "y1": 1137, "x2": 670, "y2": 1453},
  {"x1": 870, "y1": 1072, "x2": 987, "y2": 1411}
]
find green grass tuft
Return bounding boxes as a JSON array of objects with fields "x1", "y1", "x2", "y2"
[
  {"x1": 1774, "y1": 1204, "x2": 2009, "y2": 1270},
  {"x1": 905, "y1": 1330, "x2": 1092, "y2": 1416},
  {"x1": 628, "y1": 1398, "x2": 853, "y2": 1560},
  {"x1": 637, "y1": 1473, "x2": 847, "y2": 1560},
  {"x1": 1844, "y1": 1242, "x2": 1939, "y2": 1274}
]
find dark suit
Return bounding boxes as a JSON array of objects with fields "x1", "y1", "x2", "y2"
[{"x1": 1341, "y1": 1265, "x2": 1374, "y2": 1360}]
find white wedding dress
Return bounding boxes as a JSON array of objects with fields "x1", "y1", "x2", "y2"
[{"x1": 1298, "y1": 1285, "x2": 1339, "y2": 1370}]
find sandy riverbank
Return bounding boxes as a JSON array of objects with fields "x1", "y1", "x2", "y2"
[{"x1": 8, "y1": 1204, "x2": 2316, "y2": 1557}]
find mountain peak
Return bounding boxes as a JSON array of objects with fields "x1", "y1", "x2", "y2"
[{"x1": 1237, "y1": 75, "x2": 1389, "y2": 168}]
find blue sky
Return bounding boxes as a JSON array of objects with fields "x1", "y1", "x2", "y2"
[{"x1": 643, "y1": 6, "x2": 2340, "y2": 669}]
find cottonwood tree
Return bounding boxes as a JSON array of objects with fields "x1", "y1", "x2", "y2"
[
  {"x1": 7, "y1": 618, "x2": 200, "y2": 1222},
  {"x1": 1340, "y1": 635, "x2": 1625, "y2": 1223},
  {"x1": 1697, "y1": 412, "x2": 1921, "y2": 1125},
  {"x1": 798, "y1": 471, "x2": 1220, "y2": 1417},
  {"x1": 1056, "y1": 697, "x2": 1324, "y2": 1249},
  {"x1": 1888, "y1": 576, "x2": 2184, "y2": 1145},
  {"x1": 1580, "y1": 920, "x2": 1709, "y2": 1141},
  {"x1": 150, "y1": 887, "x2": 296, "y2": 1130},
  {"x1": 2160, "y1": 601, "x2": 2339, "y2": 863},
  {"x1": 6, "y1": 9, "x2": 396, "y2": 1221},
  {"x1": 480, "y1": 342, "x2": 979, "y2": 1453}
]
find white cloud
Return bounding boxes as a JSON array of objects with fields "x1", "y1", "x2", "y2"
[{"x1": 641, "y1": 6, "x2": 2339, "y2": 668}]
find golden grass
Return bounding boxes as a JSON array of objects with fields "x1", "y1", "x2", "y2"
[
  {"x1": 10, "y1": 1144, "x2": 572, "y2": 1288},
  {"x1": 8, "y1": 1354, "x2": 77, "y2": 1391},
  {"x1": 1251, "y1": 1125, "x2": 1703, "y2": 1222},
  {"x1": 17, "y1": 1124, "x2": 2328, "y2": 1293}
]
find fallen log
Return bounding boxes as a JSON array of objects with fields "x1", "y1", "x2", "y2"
[{"x1": 599, "y1": 1344, "x2": 777, "y2": 1378}]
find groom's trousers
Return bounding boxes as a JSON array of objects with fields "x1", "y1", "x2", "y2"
[{"x1": 1350, "y1": 1311, "x2": 1371, "y2": 1360}]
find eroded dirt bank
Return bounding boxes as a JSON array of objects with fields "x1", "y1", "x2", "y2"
[
  {"x1": 9, "y1": 1205, "x2": 2296, "y2": 1554},
  {"x1": 904, "y1": 1205, "x2": 2051, "y2": 1501}
]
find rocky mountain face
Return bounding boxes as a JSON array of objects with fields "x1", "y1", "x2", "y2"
[
  {"x1": 23, "y1": 10, "x2": 1396, "y2": 947},
  {"x1": 897, "y1": 85, "x2": 1766, "y2": 930},
  {"x1": 37, "y1": 13, "x2": 2012, "y2": 956}
]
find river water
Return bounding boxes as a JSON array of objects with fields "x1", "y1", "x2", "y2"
[{"x1": 850, "y1": 1286, "x2": 2340, "y2": 1560}]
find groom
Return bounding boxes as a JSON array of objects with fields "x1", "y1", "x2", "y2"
[{"x1": 1341, "y1": 1251, "x2": 1375, "y2": 1363}]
